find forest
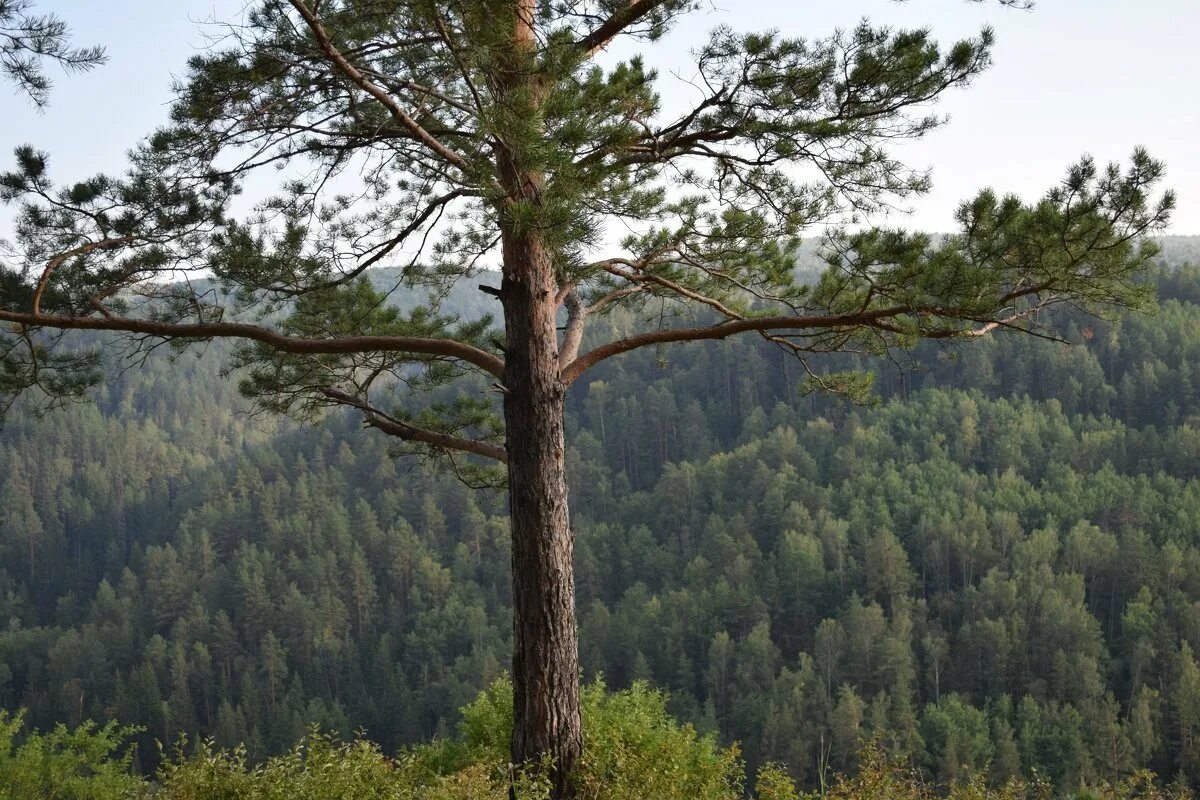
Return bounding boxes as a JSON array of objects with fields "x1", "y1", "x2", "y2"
[{"x1": 3, "y1": 238, "x2": 1200, "y2": 795}]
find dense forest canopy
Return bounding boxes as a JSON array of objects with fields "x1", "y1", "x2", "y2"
[{"x1": 3, "y1": 241, "x2": 1200, "y2": 793}]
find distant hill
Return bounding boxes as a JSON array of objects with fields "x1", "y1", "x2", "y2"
[{"x1": 1156, "y1": 234, "x2": 1200, "y2": 265}]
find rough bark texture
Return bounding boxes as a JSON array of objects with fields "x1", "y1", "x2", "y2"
[
  {"x1": 501, "y1": 227, "x2": 583, "y2": 798},
  {"x1": 494, "y1": 3, "x2": 582, "y2": 794}
]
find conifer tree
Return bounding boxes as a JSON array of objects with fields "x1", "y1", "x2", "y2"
[{"x1": 0, "y1": 1, "x2": 1173, "y2": 794}]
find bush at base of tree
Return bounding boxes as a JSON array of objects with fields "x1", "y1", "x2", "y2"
[
  {"x1": 154, "y1": 677, "x2": 743, "y2": 800},
  {"x1": 0, "y1": 679, "x2": 739, "y2": 800},
  {"x1": 5, "y1": 682, "x2": 1197, "y2": 800}
]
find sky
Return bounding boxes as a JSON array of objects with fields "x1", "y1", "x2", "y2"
[{"x1": 2, "y1": 0, "x2": 1198, "y2": 234}]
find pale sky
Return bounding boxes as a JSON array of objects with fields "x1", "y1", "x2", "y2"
[{"x1": 2, "y1": 0, "x2": 1198, "y2": 233}]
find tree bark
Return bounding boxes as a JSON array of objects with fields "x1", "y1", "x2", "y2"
[
  {"x1": 501, "y1": 227, "x2": 582, "y2": 798},
  {"x1": 495, "y1": 2, "x2": 581, "y2": 793}
]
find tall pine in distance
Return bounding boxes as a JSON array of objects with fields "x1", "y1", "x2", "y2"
[{"x1": 0, "y1": 1, "x2": 1173, "y2": 795}]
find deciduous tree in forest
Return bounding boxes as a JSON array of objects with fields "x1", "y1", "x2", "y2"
[{"x1": 0, "y1": 0, "x2": 1174, "y2": 795}]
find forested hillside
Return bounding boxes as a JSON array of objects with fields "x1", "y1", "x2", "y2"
[{"x1": 5, "y1": 242, "x2": 1200, "y2": 791}]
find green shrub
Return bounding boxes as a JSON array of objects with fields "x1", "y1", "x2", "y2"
[
  {"x1": 4, "y1": 687, "x2": 1196, "y2": 799},
  {"x1": 0, "y1": 710, "x2": 144, "y2": 800},
  {"x1": 155, "y1": 677, "x2": 741, "y2": 800},
  {"x1": 763, "y1": 743, "x2": 1195, "y2": 800},
  {"x1": 154, "y1": 732, "x2": 496, "y2": 800}
]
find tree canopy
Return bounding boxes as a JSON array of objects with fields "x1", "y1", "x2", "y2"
[{"x1": 0, "y1": 1, "x2": 1171, "y2": 439}]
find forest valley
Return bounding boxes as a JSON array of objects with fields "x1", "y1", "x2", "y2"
[{"x1": 3, "y1": 239, "x2": 1200, "y2": 797}]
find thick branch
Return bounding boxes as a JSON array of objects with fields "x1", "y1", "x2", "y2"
[
  {"x1": 32, "y1": 236, "x2": 134, "y2": 314},
  {"x1": 561, "y1": 307, "x2": 911, "y2": 384},
  {"x1": 321, "y1": 388, "x2": 506, "y2": 462},
  {"x1": 558, "y1": 290, "x2": 587, "y2": 369},
  {"x1": 560, "y1": 295, "x2": 1070, "y2": 383},
  {"x1": 0, "y1": 308, "x2": 505, "y2": 378},
  {"x1": 575, "y1": 0, "x2": 672, "y2": 56}
]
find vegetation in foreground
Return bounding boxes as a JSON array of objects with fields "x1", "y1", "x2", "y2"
[{"x1": 2, "y1": 678, "x2": 1193, "y2": 800}]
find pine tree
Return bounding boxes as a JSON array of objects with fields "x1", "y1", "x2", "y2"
[
  {"x1": 1173, "y1": 642, "x2": 1200, "y2": 782},
  {"x1": 0, "y1": 1, "x2": 1174, "y2": 794}
]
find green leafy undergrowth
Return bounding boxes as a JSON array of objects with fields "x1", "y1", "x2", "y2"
[
  {"x1": 754, "y1": 745, "x2": 1195, "y2": 800},
  {"x1": 4, "y1": 683, "x2": 1195, "y2": 799},
  {"x1": 153, "y1": 677, "x2": 742, "y2": 800},
  {"x1": 0, "y1": 710, "x2": 144, "y2": 800}
]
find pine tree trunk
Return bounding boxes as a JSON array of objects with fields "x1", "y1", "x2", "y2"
[{"x1": 501, "y1": 228, "x2": 582, "y2": 799}]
